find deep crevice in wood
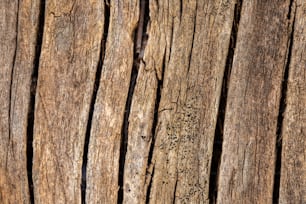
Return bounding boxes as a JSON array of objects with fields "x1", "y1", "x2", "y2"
[
  {"x1": 273, "y1": 3, "x2": 295, "y2": 203},
  {"x1": 26, "y1": 0, "x2": 45, "y2": 203},
  {"x1": 118, "y1": 64, "x2": 138, "y2": 204},
  {"x1": 145, "y1": 165, "x2": 154, "y2": 204},
  {"x1": 287, "y1": 0, "x2": 294, "y2": 20},
  {"x1": 145, "y1": 47, "x2": 166, "y2": 203},
  {"x1": 186, "y1": 1, "x2": 197, "y2": 75},
  {"x1": 118, "y1": 1, "x2": 150, "y2": 203},
  {"x1": 208, "y1": 1, "x2": 242, "y2": 203},
  {"x1": 80, "y1": 2, "x2": 110, "y2": 204},
  {"x1": 179, "y1": 0, "x2": 183, "y2": 23},
  {"x1": 136, "y1": 0, "x2": 146, "y2": 55},
  {"x1": 147, "y1": 53, "x2": 165, "y2": 167}
]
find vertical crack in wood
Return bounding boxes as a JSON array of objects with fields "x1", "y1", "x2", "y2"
[
  {"x1": 208, "y1": 1, "x2": 242, "y2": 203},
  {"x1": 145, "y1": 47, "x2": 166, "y2": 203},
  {"x1": 145, "y1": 165, "x2": 154, "y2": 204},
  {"x1": 273, "y1": 1, "x2": 296, "y2": 203},
  {"x1": 26, "y1": 0, "x2": 45, "y2": 203},
  {"x1": 136, "y1": 0, "x2": 146, "y2": 55},
  {"x1": 80, "y1": 1, "x2": 110, "y2": 204},
  {"x1": 179, "y1": 0, "x2": 183, "y2": 23},
  {"x1": 172, "y1": 177, "x2": 178, "y2": 204},
  {"x1": 186, "y1": 1, "x2": 197, "y2": 75},
  {"x1": 118, "y1": 44, "x2": 139, "y2": 204},
  {"x1": 118, "y1": 0, "x2": 150, "y2": 203}
]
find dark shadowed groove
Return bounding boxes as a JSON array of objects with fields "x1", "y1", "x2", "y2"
[
  {"x1": 147, "y1": 50, "x2": 165, "y2": 174},
  {"x1": 80, "y1": 1, "x2": 110, "y2": 204},
  {"x1": 145, "y1": 50, "x2": 166, "y2": 203},
  {"x1": 208, "y1": 1, "x2": 242, "y2": 203},
  {"x1": 287, "y1": 0, "x2": 294, "y2": 20},
  {"x1": 118, "y1": 0, "x2": 150, "y2": 203},
  {"x1": 172, "y1": 178, "x2": 178, "y2": 204},
  {"x1": 136, "y1": 0, "x2": 145, "y2": 55},
  {"x1": 179, "y1": 0, "x2": 183, "y2": 22},
  {"x1": 273, "y1": 2, "x2": 295, "y2": 203},
  {"x1": 26, "y1": 0, "x2": 45, "y2": 203},
  {"x1": 186, "y1": 0, "x2": 197, "y2": 75},
  {"x1": 145, "y1": 165, "x2": 154, "y2": 204},
  {"x1": 118, "y1": 66, "x2": 138, "y2": 204}
]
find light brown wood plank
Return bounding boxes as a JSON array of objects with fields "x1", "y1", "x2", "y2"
[
  {"x1": 32, "y1": 1, "x2": 104, "y2": 203},
  {"x1": 86, "y1": 1, "x2": 139, "y2": 203},
  {"x1": 0, "y1": 0, "x2": 40, "y2": 203},
  {"x1": 147, "y1": 0, "x2": 236, "y2": 203},
  {"x1": 280, "y1": 1, "x2": 306, "y2": 203},
  {"x1": 217, "y1": 1, "x2": 292, "y2": 203}
]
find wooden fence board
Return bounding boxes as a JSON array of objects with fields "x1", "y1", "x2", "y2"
[
  {"x1": 32, "y1": 1, "x2": 104, "y2": 203},
  {"x1": 217, "y1": 1, "x2": 292, "y2": 204},
  {"x1": 280, "y1": 1, "x2": 306, "y2": 203},
  {"x1": 86, "y1": 1, "x2": 139, "y2": 203},
  {"x1": 0, "y1": 0, "x2": 40, "y2": 203},
  {"x1": 148, "y1": 1, "x2": 236, "y2": 203}
]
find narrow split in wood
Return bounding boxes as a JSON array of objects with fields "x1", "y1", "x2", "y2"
[
  {"x1": 273, "y1": 1, "x2": 296, "y2": 203},
  {"x1": 280, "y1": 1, "x2": 306, "y2": 203},
  {"x1": 26, "y1": 0, "x2": 46, "y2": 203},
  {"x1": 209, "y1": 1, "x2": 243, "y2": 203},
  {"x1": 81, "y1": 1, "x2": 110, "y2": 204}
]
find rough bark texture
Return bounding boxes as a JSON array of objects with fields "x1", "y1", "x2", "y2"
[
  {"x1": 32, "y1": 1, "x2": 104, "y2": 203},
  {"x1": 1, "y1": 0, "x2": 305, "y2": 204},
  {"x1": 217, "y1": 1, "x2": 293, "y2": 204},
  {"x1": 279, "y1": 1, "x2": 306, "y2": 203},
  {"x1": 0, "y1": 0, "x2": 40, "y2": 203}
]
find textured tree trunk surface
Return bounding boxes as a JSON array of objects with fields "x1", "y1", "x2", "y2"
[{"x1": 0, "y1": 0, "x2": 305, "y2": 204}]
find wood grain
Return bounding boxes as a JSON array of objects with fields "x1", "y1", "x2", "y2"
[
  {"x1": 217, "y1": 1, "x2": 292, "y2": 204},
  {"x1": 86, "y1": 1, "x2": 139, "y2": 203},
  {"x1": 122, "y1": 0, "x2": 172, "y2": 202},
  {"x1": 280, "y1": 1, "x2": 306, "y2": 203},
  {"x1": 0, "y1": 0, "x2": 40, "y2": 203},
  {"x1": 32, "y1": 1, "x2": 104, "y2": 203},
  {"x1": 1, "y1": 0, "x2": 306, "y2": 203},
  {"x1": 147, "y1": 0, "x2": 236, "y2": 203}
]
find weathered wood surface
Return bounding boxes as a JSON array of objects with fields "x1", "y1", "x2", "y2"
[
  {"x1": 122, "y1": 0, "x2": 167, "y2": 202},
  {"x1": 1, "y1": 0, "x2": 306, "y2": 203},
  {"x1": 217, "y1": 1, "x2": 293, "y2": 204},
  {"x1": 280, "y1": 1, "x2": 306, "y2": 203},
  {"x1": 32, "y1": 0, "x2": 104, "y2": 203},
  {"x1": 147, "y1": 0, "x2": 236, "y2": 203},
  {"x1": 0, "y1": 0, "x2": 40, "y2": 203},
  {"x1": 86, "y1": 1, "x2": 139, "y2": 203}
]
